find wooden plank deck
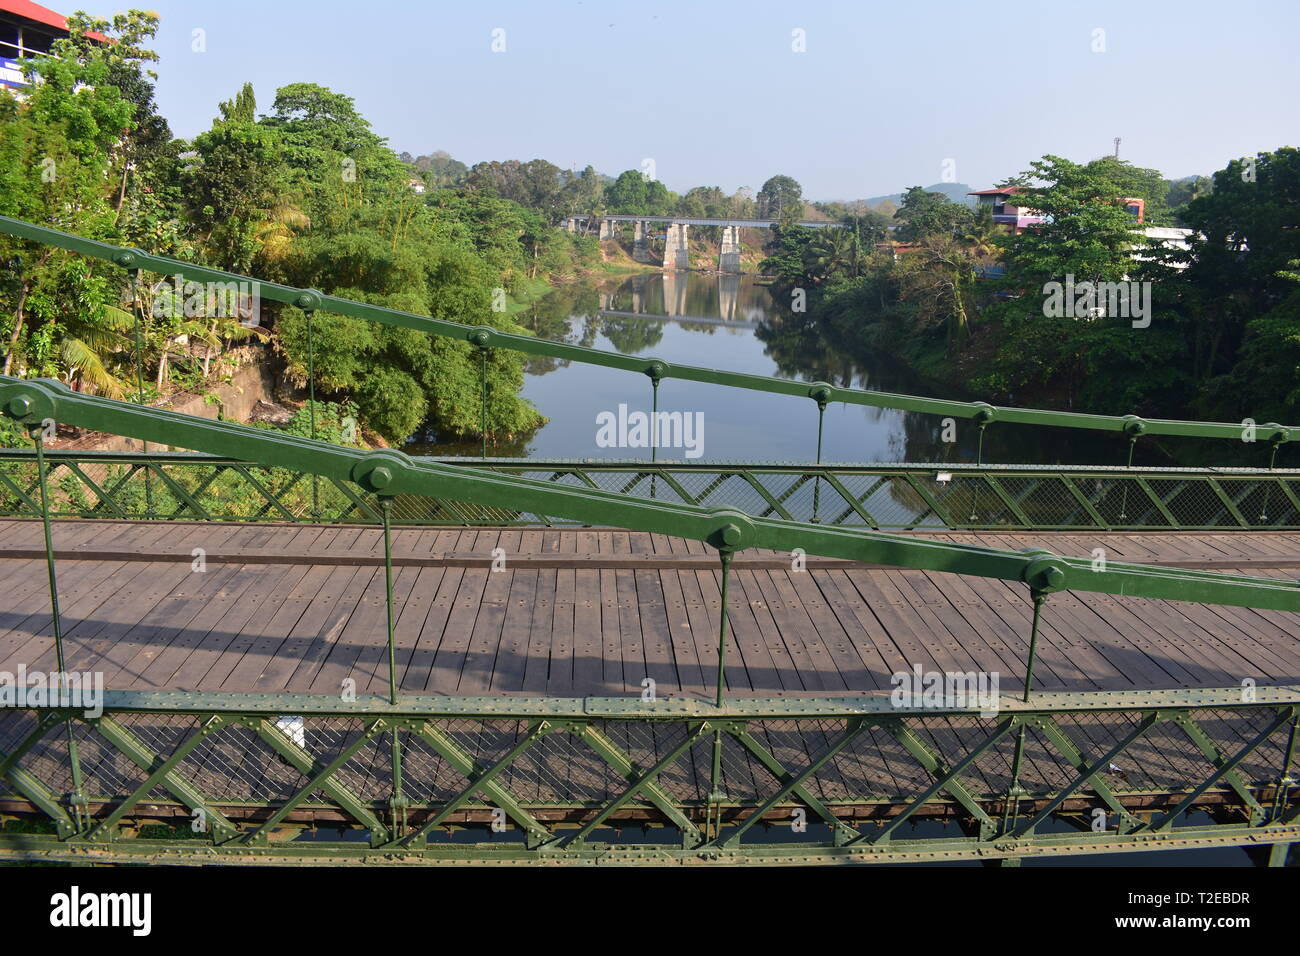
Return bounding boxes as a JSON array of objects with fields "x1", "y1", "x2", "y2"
[{"x1": 1, "y1": 518, "x2": 1299, "y2": 700}]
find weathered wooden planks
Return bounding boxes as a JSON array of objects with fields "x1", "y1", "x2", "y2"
[{"x1": 0, "y1": 520, "x2": 1297, "y2": 701}]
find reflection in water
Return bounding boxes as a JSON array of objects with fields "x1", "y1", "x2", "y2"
[{"x1": 408, "y1": 272, "x2": 1135, "y2": 464}]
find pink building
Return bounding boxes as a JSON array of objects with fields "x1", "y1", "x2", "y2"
[{"x1": 967, "y1": 187, "x2": 1046, "y2": 233}]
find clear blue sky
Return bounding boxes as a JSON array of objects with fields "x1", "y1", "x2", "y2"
[{"x1": 131, "y1": 0, "x2": 1298, "y2": 199}]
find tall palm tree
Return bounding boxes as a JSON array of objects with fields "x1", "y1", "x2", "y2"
[
  {"x1": 961, "y1": 205, "x2": 1000, "y2": 260},
  {"x1": 805, "y1": 229, "x2": 858, "y2": 282}
]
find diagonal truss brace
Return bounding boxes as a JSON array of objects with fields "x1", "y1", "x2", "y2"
[
  {"x1": 719, "y1": 718, "x2": 870, "y2": 848},
  {"x1": 560, "y1": 723, "x2": 712, "y2": 848},
  {"x1": 252, "y1": 717, "x2": 389, "y2": 841},
  {"x1": 863, "y1": 717, "x2": 1015, "y2": 845},
  {"x1": 92, "y1": 715, "x2": 239, "y2": 842},
  {"x1": 727, "y1": 722, "x2": 860, "y2": 843},
  {"x1": 0, "y1": 712, "x2": 78, "y2": 837},
  {"x1": 1169, "y1": 711, "x2": 1273, "y2": 825},
  {"x1": 572, "y1": 722, "x2": 705, "y2": 846},
  {"x1": 87, "y1": 714, "x2": 235, "y2": 842},
  {"x1": 1011, "y1": 712, "x2": 1157, "y2": 837},
  {"x1": 1146, "y1": 708, "x2": 1295, "y2": 832},
  {"x1": 406, "y1": 720, "x2": 553, "y2": 846},
  {"x1": 246, "y1": 717, "x2": 390, "y2": 845}
]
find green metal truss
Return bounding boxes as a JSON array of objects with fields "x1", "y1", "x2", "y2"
[
  {"x1": 0, "y1": 214, "x2": 1295, "y2": 453},
  {"x1": 0, "y1": 689, "x2": 1296, "y2": 866},
  {"x1": 4, "y1": 450, "x2": 1300, "y2": 531}
]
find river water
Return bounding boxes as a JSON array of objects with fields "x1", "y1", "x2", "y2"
[{"x1": 411, "y1": 271, "x2": 1128, "y2": 465}]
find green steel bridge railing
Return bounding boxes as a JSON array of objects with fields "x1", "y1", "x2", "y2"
[
  {"x1": 0, "y1": 214, "x2": 1295, "y2": 468},
  {"x1": 0, "y1": 377, "x2": 1297, "y2": 864}
]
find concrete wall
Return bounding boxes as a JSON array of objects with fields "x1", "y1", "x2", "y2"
[{"x1": 60, "y1": 355, "x2": 277, "y2": 452}]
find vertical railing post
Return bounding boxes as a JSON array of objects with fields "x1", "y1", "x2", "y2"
[
  {"x1": 379, "y1": 489, "x2": 406, "y2": 841},
  {"x1": 1022, "y1": 590, "x2": 1047, "y2": 702},
  {"x1": 1000, "y1": 721, "x2": 1027, "y2": 842},
  {"x1": 1259, "y1": 425, "x2": 1288, "y2": 524},
  {"x1": 32, "y1": 424, "x2": 86, "y2": 831},
  {"x1": 1118, "y1": 417, "x2": 1145, "y2": 522},
  {"x1": 714, "y1": 548, "x2": 734, "y2": 709},
  {"x1": 646, "y1": 362, "x2": 665, "y2": 499},
  {"x1": 471, "y1": 329, "x2": 491, "y2": 459},
  {"x1": 970, "y1": 404, "x2": 994, "y2": 523},
  {"x1": 390, "y1": 727, "x2": 407, "y2": 838},
  {"x1": 1272, "y1": 710, "x2": 1298, "y2": 824},
  {"x1": 706, "y1": 546, "x2": 735, "y2": 840},
  {"x1": 381, "y1": 496, "x2": 398, "y2": 705},
  {"x1": 809, "y1": 384, "x2": 831, "y2": 524},
  {"x1": 127, "y1": 268, "x2": 154, "y2": 519},
  {"x1": 301, "y1": 296, "x2": 320, "y2": 518},
  {"x1": 32, "y1": 428, "x2": 64, "y2": 668},
  {"x1": 1001, "y1": 570, "x2": 1052, "y2": 843},
  {"x1": 707, "y1": 725, "x2": 725, "y2": 841}
]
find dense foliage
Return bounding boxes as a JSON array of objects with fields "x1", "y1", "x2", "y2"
[
  {"x1": 0, "y1": 12, "x2": 598, "y2": 445},
  {"x1": 761, "y1": 151, "x2": 1300, "y2": 431}
]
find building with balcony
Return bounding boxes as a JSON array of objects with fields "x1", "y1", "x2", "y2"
[
  {"x1": 1, "y1": 0, "x2": 103, "y2": 90},
  {"x1": 967, "y1": 186, "x2": 1046, "y2": 233}
]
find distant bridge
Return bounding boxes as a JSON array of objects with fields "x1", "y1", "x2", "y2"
[
  {"x1": 565, "y1": 214, "x2": 842, "y2": 273},
  {"x1": 571, "y1": 214, "x2": 840, "y2": 229}
]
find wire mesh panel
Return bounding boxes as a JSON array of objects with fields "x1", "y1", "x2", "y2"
[{"x1": 6, "y1": 453, "x2": 1300, "y2": 530}]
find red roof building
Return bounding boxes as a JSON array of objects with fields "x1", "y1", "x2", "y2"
[{"x1": 1, "y1": 1, "x2": 105, "y2": 89}]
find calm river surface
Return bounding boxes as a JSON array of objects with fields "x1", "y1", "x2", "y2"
[{"x1": 410, "y1": 271, "x2": 1125, "y2": 464}]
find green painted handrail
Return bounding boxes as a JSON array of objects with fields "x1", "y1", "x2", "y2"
[
  {"x1": 4, "y1": 449, "x2": 1299, "y2": 531},
  {"x1": 4, "y1": 375, "x2": 1299, "y2": 610},
  {"x1": 0, "y1": 214, "x2": 1292, "y2": 444}
]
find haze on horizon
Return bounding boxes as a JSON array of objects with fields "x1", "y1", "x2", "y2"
[{"x1": 136, "y1": 0, "x2": 1299, "y2": 199}]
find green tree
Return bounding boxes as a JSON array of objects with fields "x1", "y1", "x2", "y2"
[
  {"x1": 185, "y1": 84, "x2": 293, "y2": 273},
  {"x1": 1184, "y1": 149, "x2": 1300, "y2": 421},
  {"x1": 975, "y1": 155, "x2": 1179, "y2": 409},
  {"x1": 893, "y1": 187, "x2": 973, "y2": 242},
  {"x1": 605, "y1": 169, "x2": 674, "y2": 216},
  {"x1": 0, "y1": 12, "x2": 144, "y2": 389},
  {"x1": 757, "y1": 175, "x2": 803, "y2": 221}
]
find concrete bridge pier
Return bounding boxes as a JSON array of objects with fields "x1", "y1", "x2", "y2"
[
  {"x1": 632, "y1": 220, "x2": 652, "y2": 262},
  {"x1": 663, "y1": 222, "x2": 690, "y2": 271},
  {"x1": 718, "y1": 225, "x2": 742, "y2": 273},
  {"x1": 598, "y1": 218, "x2": 615, "y2": 241}
]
